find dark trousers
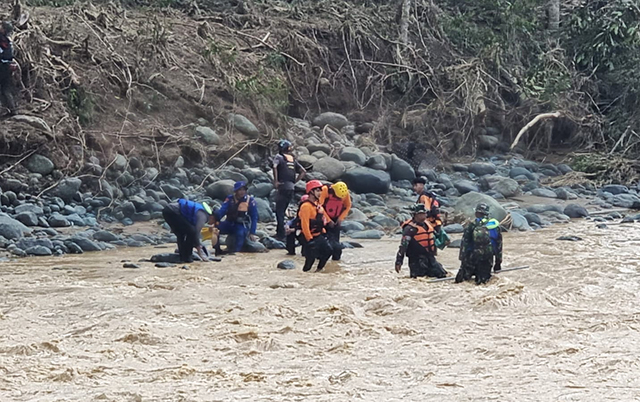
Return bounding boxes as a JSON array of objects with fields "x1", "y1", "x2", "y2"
[
  {"x1": 0, "y1": 66, "x2": 15, "y2": 113},
  {"x1": 163, "y1": 207, "x2": 196, "y2": 262},
  {"x1": 217, "y1": 220, "x2": 249, "y2": 253},
  {"x1": 301, "y1": 235, "x2": 333, "y2": 272},
  {"x1": 275, "y1": 188, "x2": 294, "y2": 239},
  {"x1": 456, "y1": 257, "x2": 493, "y2": 284},
  {"x1": 325, "y1": 223, "x2": 343, "y2": 261},
  {"x1": 408, "y1": 254, "x2": 447, "y2": 278}
]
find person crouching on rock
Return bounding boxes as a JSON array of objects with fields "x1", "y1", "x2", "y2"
[
  {"x1": 395, "y1": 204, "x2": 447, "y2": 278},
  {"x1": 163, "y1": 199, "x2": 214, "y2": 263},
  {"x1": 319, "y1": 181, "x2": 351, "y2": 261},
  {"x1": 455, "y1": 203, "x2": 503, "y2": 285},
  {"x1": 214, "y1": 181, "x2": 259, "y2": 255},
  {"x1": 298, "y1": 180, "x2": 333, "y2": 272},
  {"x1": 285, "y1": 194, "x2": 308, "y2": 256}
]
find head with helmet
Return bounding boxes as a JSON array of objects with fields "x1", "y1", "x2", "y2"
[
  {"x1": 475, "y1": 203, "x2": 490, "y2": 218},
  {"x1": 278, "y1": 139, "x2": 292, "y2": 154},
  {"x1": 306, "y1": 179, "x2": 323, "y2": 201},
  {"x1": 234, "y1": 181, "x2": 248, "y2": 198},
  {"x1": 201, "y1": 202, "x2": 217, "y2": 224},
  {"x1": 331, "y1": 181, "x2": 349, "y2": 199},
  {"x1": 411, "y1": 203, "x2": 428, "y2": 223}
]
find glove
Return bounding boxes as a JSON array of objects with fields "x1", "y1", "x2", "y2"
[{"x1": 493, "y1": 260, "x2": 502, "y2": 272}]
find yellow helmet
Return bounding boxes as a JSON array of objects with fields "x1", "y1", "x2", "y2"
[{"x1": 331, "y1": 181, "x2": 349, "y2": 199}]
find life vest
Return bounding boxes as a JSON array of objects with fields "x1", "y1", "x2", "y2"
[
  {"x1": 179, "y1": 199, "x2": 206, "y2": 226},
  {"x1": 277, "y1": 153, "x2": 297, "y2": 183},
  {"x1": 323, "y1": 190, "x2": 345, "y2": 220},
  {"x1": 300, "y1": 199, "x2": 327, "y2": 237},
  {"x1": 401, "y1": 219, "x2": 436, "y2": 254},
  {"x1": 418, "y1": 191, "x2": 442, "y2": 226},
  {"x1": 226, "y1": 195, "x2": 251, "y2": 223}
]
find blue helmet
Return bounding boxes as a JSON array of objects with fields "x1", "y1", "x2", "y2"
[
  {"x1": 278, "y1": 139, "x2": 292, "y2": 152},
  {"x1": 234, "y1": 181, "x2": 247, "y2": 192}
]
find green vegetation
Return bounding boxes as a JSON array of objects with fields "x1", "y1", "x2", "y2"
[
  {"x1": 67, "y1": 87, "x2": 94, "y2": 126},
  {"x1": 234, "y1": 70, "x2": 289, "y2": 113}
]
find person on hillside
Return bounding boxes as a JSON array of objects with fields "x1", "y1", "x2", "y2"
[
  {"x1": 298, "y1": 180, "x2": 332, "y2": 272},
  {"x1": 214, "y1": 181, "x2": 259, "y2": 255},
  {"x1": 412, "y1": 177, "x2": 443, "y2": 232},
  {"x1": 0, "y1": 21, "x2": 17, "y2": 115},
  {"x1": 273, "y1": 139, "x2": 306, "y2": 240},
  {"x1": 455, "y1": 203, "x2": 503, "y2": 285},
  {"x1": 284, "y1": 194, "x2": 308, "y2": 256},
  {"x1": 319, "y1": 181, "x2": 351, "y2": 261},
  {"x1": 163, "y1": 199, "x2": 214, "y2": 263},
  {"x1": 395, "y1": 204, "x2": 447, "y2": 278}
]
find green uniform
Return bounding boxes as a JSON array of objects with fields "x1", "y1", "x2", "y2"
[{"x1": 456, "y1": 217, "x2": 502, "y2": 284}]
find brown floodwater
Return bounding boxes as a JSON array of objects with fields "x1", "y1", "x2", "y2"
[{"x1": 1, "y1": 220, "x2": 640, "y2": 401}]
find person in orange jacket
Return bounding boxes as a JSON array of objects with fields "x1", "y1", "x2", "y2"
[
  {"x1": 413, "y1": 177, "x2": 443, "y2": 232},
  {"x1": 297, "y1": 180, "x2": 333, "y2": 272},
  {"x1": 319, "y1": 181, "x2": 351, "y2": 261}
]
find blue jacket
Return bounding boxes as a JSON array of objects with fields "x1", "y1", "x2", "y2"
[
  {"x1": 216, "y1": 194, "x2": 258, "y2": 234},
  {"x1": 179, "y1": 199, "x2": 206, "y2": 226}
]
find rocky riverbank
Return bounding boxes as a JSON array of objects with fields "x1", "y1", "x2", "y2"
[{"x1": 2, "y1": 111, "x2": 640, "y2": 259}]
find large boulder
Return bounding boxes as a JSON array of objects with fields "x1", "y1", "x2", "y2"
[
  {"x1": 342, "y1": 167, "x2": 391, "y2": 194},
  {"x1": 454, "y1": 192, "x2": 507, "y2": 222},
  {"x1": 372, "y1": 214, "x2": 399, "y2": 228},
  {"x1": 531, "y1": 188, "x2": 558, "y2": 198},
  {"x1": 313, "y1": 157, "x2": 345, "y2": 181},
  {"x1": 15, "y1": 212, "x2": 38, "y2": 227},
  {"x1": 24, "y1": 154, "x2": 55, "y2": 175},
  {"x1": 443, "y1": 223, "x2": 464, "y2": 233},
  {"x1": 312, "y1": 112, "x2": 349, "y2": 129},
  {"x1": 478, "y1": 135, "x2": 500, "y2": 150},
  {"x1": 229, "y1": 114, "x2": 260, "y2": 138},
  {"x1": 612, "y1": 194, "x2": 640, "y2": 209},
  {"x1": 389, "y1": 155, "x2": 415, "y2": 181},
  {"x1": 601, "y1": 184, "x2": 629, "y2": 195},
  {"x1": 510, "y1": 212, "x2": 532, "y2": 231},
  {"x1": 346, "y1": 208, "x2": 368, "y2": 222},
  {"x1": 161, "y1": 184, "x2": 185, "y2": 200},
  {"x1": 14, "y1": 204, "x2": 44, "y2": 216},
  {"x1": 206, "y1": 180, "x2": 235, "y2": 200},
  {"x1": 366, "y1": 154, "x2": 388, "y2": 171},
  {"x1": 454, "y1": 180, "x2": 480, "y2": 195},
  {"x1": 0, "y1": 213, "x2": 31, "y2": 240},
  {"x1": 340, "y1": 147, "x2": 367, "y2": 165},
  {"x1": 50, "y1": 178, "x2": 82, "y2": 202},
  {"x1": 469, "y1": 162, "x2": 496, "y2": 177},
  {"x1": 481, "y1": 175, "x2": 520, "y2": 198},
  {"x1": 509, "y1": 167, "x2": 536, "y2": 181},
  {"x1": 254, "y1": 198, "x2": 274, "y2": 222},
  {"x1": 194, "y1": 126, "x2": 220, "y2": 145},
  {"x1": 349, "y1": 230, "x2": 385, "y2": 240},
  {"x1": 341, "y1": 220, "x2": 365, "y2": 232},
  {"x1": 248, "y1": 182, "x2": 274, "y2": 198},
  {"x1": 526, "y1": 204, "x2": 565, "y2": 214},
  {"x1": 564, "y1": 204, "x2": 589, "y2": 218},
  {"x1": 67, "y1": 236, "x2": 103, "y2": 252}
]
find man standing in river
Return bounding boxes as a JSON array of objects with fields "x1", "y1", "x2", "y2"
[
  {"x1": 273, "y1": 139, "x2": 306, "y2": 240},
  {"x1": 395, "y1": 204, "x2": 447, "y2": 278},
  {"x1": 456, "y1": 203, "x2": 503, "y2": 284}
]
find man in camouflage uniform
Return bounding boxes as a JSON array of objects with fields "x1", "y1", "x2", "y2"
[{"x1": 455, "y1": 203, "x2": 503, "y2": 285}]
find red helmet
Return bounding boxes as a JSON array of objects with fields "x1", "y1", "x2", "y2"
[{"x1": 306, "y1": 180, "x2": 323, "y2": 193}]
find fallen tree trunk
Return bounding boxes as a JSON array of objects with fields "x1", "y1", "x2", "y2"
[{"x1": 510, "y1": 112, "x2": 562, "y2": 150}]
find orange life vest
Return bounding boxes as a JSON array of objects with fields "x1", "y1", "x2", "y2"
[
  {"x1": 401, "y1": 219, "x2": 436, "y2": 253},
  {"x1": 300, "y1": 199, "x2": 328, "y2": 238}
]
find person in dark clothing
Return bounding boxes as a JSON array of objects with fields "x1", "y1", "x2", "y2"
[
  {"x1": 0, "y1": 22, "x2": 16, "y2": 115},
  {"x1": 163, "y1": 199, "x2": 214, "y2": 262},
  {"x1": 298, "y1": 180, "x2": 332, "y2": 272},
  {"x1": 215, "y1": 181, "x2": 259, "y2": 254},
  {"x1": 285, "y1": 194, "x2": 308, "y2": 255},
  {"x1": 273, "y1": 139, "x2": 306, "y2": 240},
  {"x1": 395, "y1": 204, "x2": 447, "y2": 278},
  {"x1": 455, "y1": 203, "x2": 503, "y2": 285}
]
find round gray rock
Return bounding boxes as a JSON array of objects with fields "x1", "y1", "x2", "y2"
[
  {"x1": 343, "y1": 167, "x2": 391, "y2": 194},
  {"x1": 229, "y1": 114, "x2": 260, "y2": 138},
  {"x1": 312, "y1": 112, "x2": 349, "y2": 130},
  {"x1": 340, "y1": 147, "x2": 367, "y2": 166},
  {"x1": 24, "y1": 154, "x2": 54, "y2": 175},
  {"x1": 469, "y1": 162, "x2": 496, "y2": 176},
  {"x1": 277, "y1": 260, "x2": 296, "y2": 270},
  {"x1": 390, "y1": 155, "x2": 415, "y2": 181},
  {"x1": 564, "y1": 204, "x2": 589, "y2": 218},
  {"x1": 454, "y1": 191, "x2": 507, "y2": 222},
  {"x1": 206, "y1": 180, "x2": 236, "y2": 200},
  {"x1": 313, "y1": 157, "x2": 346, "y2": 181}
]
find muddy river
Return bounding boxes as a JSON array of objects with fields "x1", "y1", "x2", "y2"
[{"x1": 1, "y1": 220, "x2": 640, "y2": 401}]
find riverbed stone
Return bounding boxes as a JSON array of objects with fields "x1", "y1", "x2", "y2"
[
  {"x1": 313, "y1": 157, "x2": 345, "y2": 181},
  {"x1": 443, "y1": 223, "x2": 464, "y2": 233},
  {"x1": 531, "y1": 188, "x2": 558, "y2": 198},
  {"x1": 390, "y1": 155, "x2": 415, "y2": 181},
  {"x1": 510, "y1": 212, "x2": 531, "y2": 231},
  {"x1": 343, "y1": 167, "x2": 391, "y2": 194},
  {"x1": 229, "y1": 114, "x2": 260, "y2": 138},
  {"x1": 161, "y1": 184, "x2": 185, "y2": 200},
  {"x1": 24, "y1": 154, "x2": 54, "y2": 175},
  {"x1": 454, "y1": 180, "x2": 480, "y2": 195},
  {"x1": 347, "y1": 208, "x2": 368, "y2": 223},
  {"x1": 277, "y1": 260, "x2": 296, "y2": 270},
  {"x1": 454, "y1": 191, "x2": 507, "y2": 222},
  {"x1": 340, "y1": 147, "x2": 367, "y2": 165},
  {"x1": 564, "y1": 204, "x2": 589, "y2": 218},
  {"x1": 341, "y1": 220, "x2": 365, "y2": 232},
  {"x1": 349, "y1": 230, "x2": 384, "y2": 240},
  {"x1": 15, "y1": 212, "x2": 38, "y2": 227},
  {"x1": 509, "y1": 167, "x2": 535, "y2": 181},
  {"x1": 195, "y1": 126, "x2": 220, "y2": 145},
  {"x1": 612, "y1": 193, "x2": 640, "y2": 209},
  {"x1": 254, "y1": 198, "x2": 274, "y2": 222},
  {"x1": 524, "y1": 213, "x2": 542, "y2": 226},
  {"x1": 206, "y1": 180, "x2": 236, "y2": 200},
  {"x1": 481, "y1": 175, "x2": 520, "y2": 198},
  {"x1": 372, "y1": 214, "x2": 398, "y2": 228},
  {"x1": 0, "y1": 214, "x2": 30, "y2": 240},
  {"x1": 469, "y1": 162, "x2": 496, "y2": 176},
  {"x1": 68, "y1": 236, "x2": 103, "y2": 252},
  {"x1": 312, "y1": 112, "x2": 349, "y2": 130},
  {"x1": 249, "y1": 182, "x2": 274, "y2": 198},
  {"x1": 366, "y1": 154, "x2": 388, "y2": 171},
  {"x1": 25, "y1": 245, "x2": 53, "y2": 256},
  {"x1": 151, "y1": 253, "x2": 183, "y2": 263},
  {"x1": 526, "y1": 204, "x2": 565, "y2": 214},
  {"x1": 601, "y1": 184, "x2": 629, "y2": 195},
  {"x1": 50, "y1": 178, "x2": 82, "y2": 202},
  {"x1": 93, "y1": 230, "x2": 120, "y2": 242}
]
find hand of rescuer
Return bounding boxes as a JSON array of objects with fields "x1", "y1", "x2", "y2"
[{"x1": 395, "y1": 263, "x2": 402, "y2": 273}]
